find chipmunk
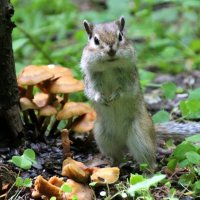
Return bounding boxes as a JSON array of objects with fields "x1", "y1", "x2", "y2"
[{"x1": 80, "y1": 17, "x2": 156, "y2": 168}]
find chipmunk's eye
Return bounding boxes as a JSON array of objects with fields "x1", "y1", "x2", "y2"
[
  {"x1": 94, "y1": 36, "x2": 100, "y2": 45},
  {"x1": 118, "y1": 32, "x2": 123, "y2": 42}
]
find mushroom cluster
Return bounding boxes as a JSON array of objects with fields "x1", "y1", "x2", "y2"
[{"x1": 17, "y1": 64, "x2": 96, "y2": 136}]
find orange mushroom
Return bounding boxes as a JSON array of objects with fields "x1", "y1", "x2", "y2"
[
  {"x1": 56, "y1": 102, "x2": 92, "y2": 121},
  {"x1": 90, "y1": 167, "x2": 120, "y2": 185},
  {"x1": 71, "y1": 110, "x2": 96, "y2": 133},
  {"x1": 43, "y1": 64, "x2": 72, "y2": 80},
  {"x1": 17, "y1": 65, "x2": 53, "y2": 99},
  {"x1": 33, "y1": 92, "x2": 49, "y2": 108},
  {"x1": 62, "y1": 158, "x2": 90, "y2": 183}
]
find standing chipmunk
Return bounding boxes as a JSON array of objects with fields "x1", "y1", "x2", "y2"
[{"x1": 80, "y1": 17, "x2": 156, "y2": 168}]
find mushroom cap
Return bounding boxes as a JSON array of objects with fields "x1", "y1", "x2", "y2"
[
  {"x1": 39, "y1": 105, "x2": 57, "y2": 116},
  {"x1": 62, "y1": 158, "x2": 90, "y2": 183},
  {"x1": 71, "y1": 110, "x2": 96, "y2": 133},
  {"x1": 20, "y1": 97, "x2": 38, "y2": 111},
  {"x1": 17, "y1": 65, "x2": 54, "y2": 85},
  {"x1": 90, "y1": 167, "x2": 120, "y2": 184},
  {"x1": 56, "y1": 102, "x2": 92, "y2": 120},
  {"x1": 43, "y1": 64, "x2": 72, "y2": 80},
  {"x1": 48, "y1": 76, "x2": 84, "y2": 94},
  {"x1": 33, "y1": 92, "x2": 49, "y2": 108}
]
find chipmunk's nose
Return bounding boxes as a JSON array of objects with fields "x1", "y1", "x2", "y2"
[{"x1": 107, "y1": 45, "x2": 116, "y2": 57}]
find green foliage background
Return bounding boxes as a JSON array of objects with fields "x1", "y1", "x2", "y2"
[{"x1": 12, "y1": 0, "x2": 200, "y2": 77}]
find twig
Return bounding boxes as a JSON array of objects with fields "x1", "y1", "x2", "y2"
[{"x1": 16, "y1": 25, "x2": 53, "y2": 63}]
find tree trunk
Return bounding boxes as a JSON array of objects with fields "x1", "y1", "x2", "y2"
[{"x1": 0, "y1": 0, "x2": 23, "y2": 147}]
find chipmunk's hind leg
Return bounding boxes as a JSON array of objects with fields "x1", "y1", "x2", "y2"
[
  {"x1": 127, "y1": 118, "x2": 156, "y2": 169},
  {"x1": 94, "y1": 121, "x2": 124, "y2": 165}
]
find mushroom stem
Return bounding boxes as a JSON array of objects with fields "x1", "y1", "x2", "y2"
[
  {"x1": 26, "y1": 85, "x2": 34, "y2": 99},
  {"x1": 28, "y1": 109, "x2": 39, "y2": 127},
  {"x1": 63, "y1": 94, "x2": 68, "y2": 104},
  {"x1": 66, "y1": 117, "x2": 73, "y2": 130},
  {"x1": 23, "y1": 110, "x2": 29, "y2": 124},
  {"x1": 38, "y1": 116, "x2": 45, "y2": 128},
  {"x1": 49, "y1": 119, "x2": 60, "y2": 135},
  {"x1": 41, "y1": 117, "x2": 50, "y2": 135},
  {"x1": 48, "y1": 94, "x2": 56, "y2": 105}
]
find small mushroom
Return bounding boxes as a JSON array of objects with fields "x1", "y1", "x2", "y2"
[
  {"x1": 65, "y1": 179, "x2": 93, "y2": 200},
  {"x1": 20, "y1": 97, "x2": 39, "y2": 126},
  {"x1": 56, "y1": 102, "x2": 92, "y2": 121},
  {"x1": 33, "y1": 92, "x2": 49, "y2": 108},
  {"x1": 18, "y1": 65, "x2": 54, "y2": 86},
  {"x1": 17, "y1": 65, "x2": 54, "y2": 99},
  {"x1": 20, "y1": 97, "x2": 38, "y2": 111},
  {"x1": 39, "y1": 105, "x2": 57, "y2": 117},
  {"x1": 33, "y1": 175, "x2": 62, "y2": 199},
  {"x1": 48, "y1": 76, "x2": 84, "y2": 94},
  {"x1": 47, "y1": 75, "x2": 84, "y2": 104},
  {"x1": 43, "y1": 64, "x2": 72, "y2": 80},
  {"x1": 71, "y1": 110, "x2": 96, "y2": 133},
  {"x1": 62, "y1": 158, "x2": 90, "y2": 183},
  {"x1": 90, "y1": 167, "x2": 120, "y2": 185},
  {"x1": 39, "y1": 105, "x2": 57, "y2": 134}
]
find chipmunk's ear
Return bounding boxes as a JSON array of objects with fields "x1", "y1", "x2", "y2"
[
  {"x1": 83, "y1": 20, "x2": 93, "y2": 39},
  {"x1": 116, "y1": 16, "x2": 125, "y2": 32}
]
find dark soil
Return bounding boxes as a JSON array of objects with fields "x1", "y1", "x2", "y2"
[{"x1": 1, "y1": 71, "x2": 199, "y2": 200}]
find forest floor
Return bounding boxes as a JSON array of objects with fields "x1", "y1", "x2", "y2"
[{"x1": 1, "y1": 71, "x2": 199, "y2": 200}]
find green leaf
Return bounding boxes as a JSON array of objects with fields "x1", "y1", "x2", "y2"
[
  {"x1": 23, "y1": 178, "x2": 32, "y2": 188},
  {"x1": 161, "y1": 82, "x2": 177, "y2": 99},
  {"x1": 60, "y1": 184, "x2": 72, "y2": 193},
  {"x1": 186, "y1": 134, "x2": 200, "y2": 143},
  {"x1": 152, "y1": 110, "x2": 170, "y2": 123},
  {"x1": 89, "y1": 182, "x2": 97, "y2": 187},
  {"x1": 11, "y1": 149, "x2": 36, "y2": 170},
  {"x1": 72, "y1": 195, "x2": 78, "y2": 200},
  {"x1": 194, "y1": 180, "x2": 200, "y2": 193},
  {"x1": 180, "y1": 100, "x2": 200, "y2": 119},
  {"x1": 15, "y1": 177, "x2": 32, "y2": 188},
  {"x1": 172, "y1": 142, "x2": 196, "y2": 161},
  {"x1": 139, "y1": 163, "x2": 148, "y2": 171},
  {"x1": 179, "y1": 159, "x2": 190, "y2": 168},
  {"x1": 50, "y1": 197, "x2": 57, "y2": 200},
  {"x1": 185, "y1": 151, "x2": 200, "y2": 164},
  {"x1": 23, "y1": 149, "x2": 36, "y2": 163},
  {"x1": 188, "y1": 87, "x2": 200, "y2": 100},
  {"x1": 128, "y1": 175, "x2": 166, "y2": 196},
  {"x1": 139, "y1": 69, "x2": 155, "y2": 87},
  {"x1": 12, "y1": 156, "x2": 32, "y2": 170},
  {"x1": 167, "y1": 159, "x2": 177, "y2": 171},
  {"x1": 130, "y1": 174, "x2": 145, "y2": 185},
  {"x1": 15, "y1": 177, "x2": 24, "y2": 187},
  {"x1": 190, "y1": 39, "x2": 200, "y2": 52},
  {"x1": 178, "y1": 173, "x2": 195, "y2": 186}
]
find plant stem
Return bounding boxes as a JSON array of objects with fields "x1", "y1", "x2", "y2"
[{"x1": 17, "y1": 25, "x2": 53, "y2": 63}]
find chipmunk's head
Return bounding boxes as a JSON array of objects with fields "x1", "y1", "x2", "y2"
[{"x1": 81, "y1": 17, "x2": 135, "y2": 71}]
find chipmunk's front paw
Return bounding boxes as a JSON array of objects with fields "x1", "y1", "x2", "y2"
[
  {"x1": 109, "y1": 91, "x2": 120, "y2": 102},
  {"x1": 94, "y1": 93, "x2": 109, "y2": 105}
]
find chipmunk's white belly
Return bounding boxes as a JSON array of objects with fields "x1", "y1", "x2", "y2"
[{"x1": 93, "y1": 69, "x2": 136, "y2": 141}]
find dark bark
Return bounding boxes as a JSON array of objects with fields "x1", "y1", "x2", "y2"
[{"x1": 0, "y1": 0, "x2": 23, "y2": 147}]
